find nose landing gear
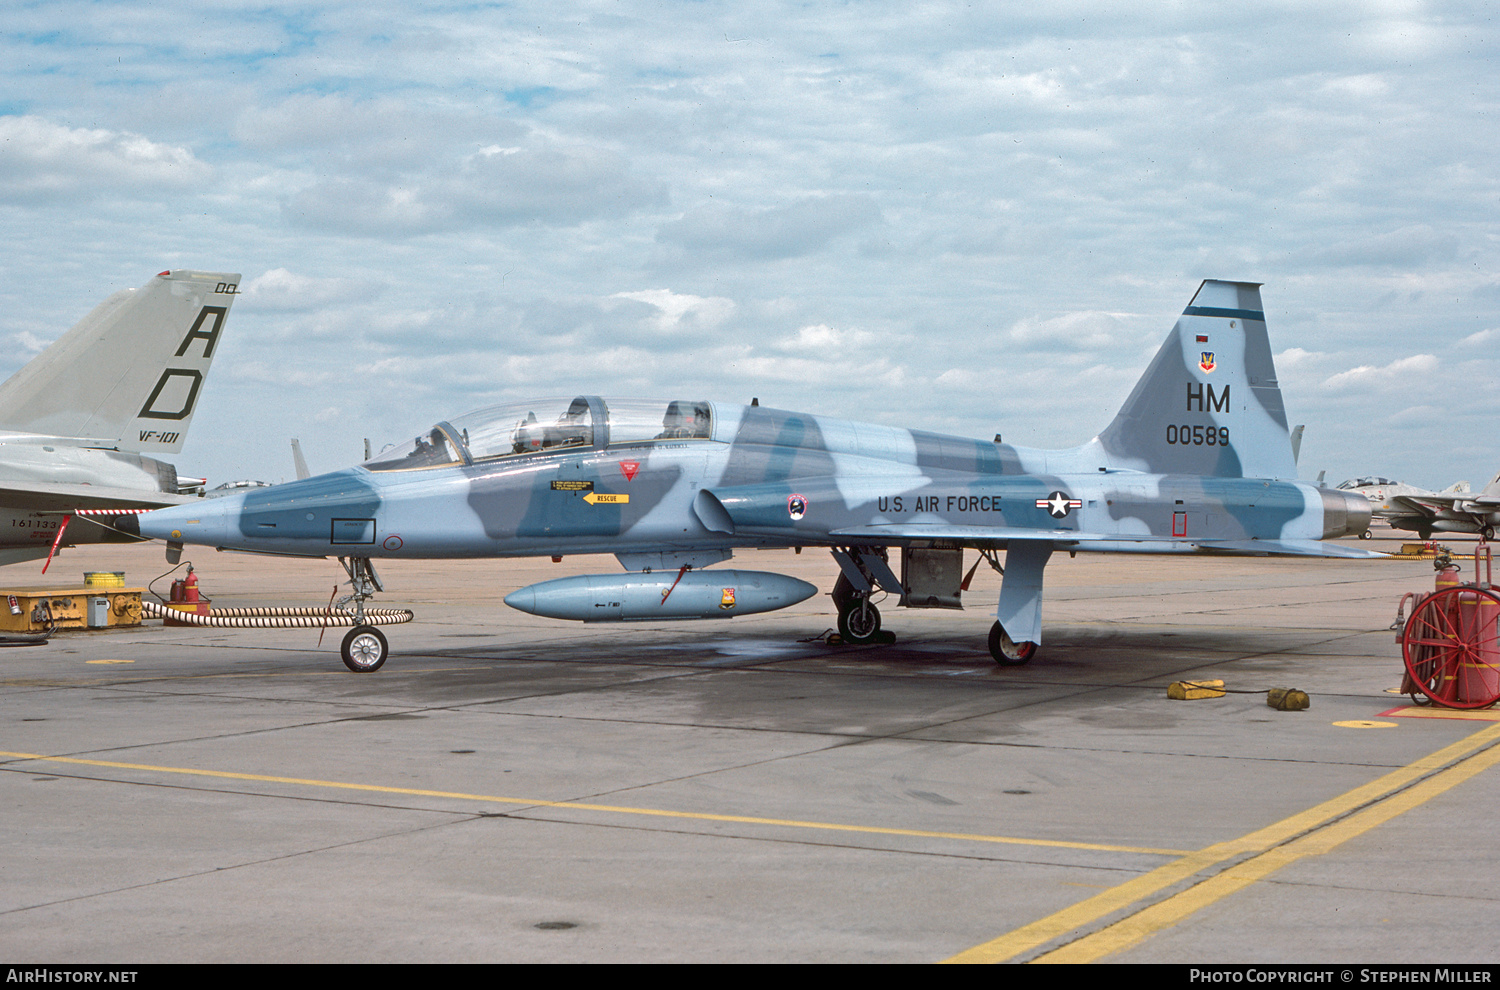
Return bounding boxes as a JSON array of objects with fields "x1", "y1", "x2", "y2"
[{"x1": 342, "y1": 625, "x2": 389, "y2": 672}]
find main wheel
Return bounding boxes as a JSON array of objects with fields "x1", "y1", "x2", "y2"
[
  {"x1": 838, "y1": 600, "x2": 881, "y2": 645},
  {"x1": 988, "y1": 621, "x2": 1037, "y2": 665},
  {"x1": 341, "y1": 625, "x2": 389, "y2": 673},
  {"x1": 1360, "y1": 529, "x2": 1373, "y2": 540},
  {"x1": 1482, "y1": 525, "x2": 1495, "y2": 542},
  {"x1": 1401, "y1": 587, "x2": 1500, "y2": 709}
]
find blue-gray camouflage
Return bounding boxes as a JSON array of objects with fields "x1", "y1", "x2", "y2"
[{"x1": 135, "y1": 280, "x2": 1375, "y2": 671}]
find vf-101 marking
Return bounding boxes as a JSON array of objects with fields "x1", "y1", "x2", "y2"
[
  {"x1": 131, "y1": 281, "x2": 1375, "y2": 671},
  {"x1": 0, "y1": 270, "x2": 240, "y2": 565}
]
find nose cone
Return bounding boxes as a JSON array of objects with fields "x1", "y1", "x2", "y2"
[
  {"x1": 503, "y1": 586, "x2": 537, "y2": 615},
  {"x1": 139, "y1": 494, "x2": 236, "y2": 547}
]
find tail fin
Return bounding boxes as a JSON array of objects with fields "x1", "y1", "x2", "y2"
[
  {"x1": 291, "y1": 438, "x2": 311, "y2": 480},
  {"x1": 1096, "y1": 280, "x2": 1297, "y2": 480},
  {"x1": 0, "y1": 270, "x2": 240, "y2": 454}
]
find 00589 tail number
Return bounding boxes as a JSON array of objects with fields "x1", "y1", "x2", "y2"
[{"x1": 1167, "y1": 424, "x2": 1229, "y2": 446}]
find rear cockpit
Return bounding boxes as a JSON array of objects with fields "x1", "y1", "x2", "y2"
[{"x1": 363, "y1": 396, "x2": 714, "y2": 472}]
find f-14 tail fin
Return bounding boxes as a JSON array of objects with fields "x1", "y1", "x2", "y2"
[
  {"x1": 0, "y1": 269, "x2": 240, "y2": 455},
  {"x1": 1096, "y1": 280, "x2": 1297, "y2": 480}
]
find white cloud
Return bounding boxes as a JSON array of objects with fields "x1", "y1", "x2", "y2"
[
  {"x1": 609, "y1": 289, "x2": 735, "y2": 332},
  {"x1": 657, "y1": 196, "x2": 883, "y2": 260},
  {"x1": 283, "y1": 140, "x2": 666, "y2": 235},
  {"x1": 0, "y1": 115, "x2": 210, "y2": 200},
  {"x1": 241, "y1": 269, "x2": 374, "y2": 311},
  {"x1": 1323, "y1": 354, "x2": 1438, "y2": 391}
]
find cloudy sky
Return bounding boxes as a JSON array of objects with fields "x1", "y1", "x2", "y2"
[{"x1": 1, "y1": 1, "x2": 1495, "y2": 490}]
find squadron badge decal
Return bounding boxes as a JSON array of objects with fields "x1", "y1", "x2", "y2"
[
  {"x1": 1200, "y1": 352, "x2": 1216, "y2": 373},
  {"x1": 787, "y1": 493, "x2": 808, "y2": 520}
]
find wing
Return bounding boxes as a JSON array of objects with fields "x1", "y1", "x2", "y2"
[
  {"x1": 830, "y1": 523, "x2": 1384, "y2": 559},
  {"x1": 0, "y1": 480, "x2": 197, "y2": 514},
  {"x1": 1379, "y1": 494, "x2": 1446, "y2": 518}
]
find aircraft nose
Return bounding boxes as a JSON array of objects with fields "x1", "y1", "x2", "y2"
[{"x1": 139, "y1": 495, "x2": 235, "y2": 547}]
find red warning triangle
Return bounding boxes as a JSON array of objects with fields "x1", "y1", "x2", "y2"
[{"x1": 619, "y1": 460, "x2": 640, "y2": 481}]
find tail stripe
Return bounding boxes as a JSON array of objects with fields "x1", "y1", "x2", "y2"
[{"x1": 1183, "y1": 305, "x2": 1264, "y2": 321}]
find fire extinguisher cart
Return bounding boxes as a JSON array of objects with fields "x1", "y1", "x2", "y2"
[{"x1": 1399, "y1": 544, "x2": 1500, "y2": 709}]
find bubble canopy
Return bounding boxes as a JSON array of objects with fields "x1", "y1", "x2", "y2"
[{"x1": 363, "y1": 396, "x2": 713, "y2": 472}]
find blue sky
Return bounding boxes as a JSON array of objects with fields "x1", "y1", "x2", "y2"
[{"x1": 1, "y1": 1, "x2": 1496, "y2": 490}]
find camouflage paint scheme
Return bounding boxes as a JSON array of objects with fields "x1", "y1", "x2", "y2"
[{"x1": 135, "y1": 281, "x2": 1375, "y2": 657}]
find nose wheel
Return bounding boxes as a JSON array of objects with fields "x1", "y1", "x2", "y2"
[
  {"x1": 988, "y1": 621, "x2": 1037, "y2": 665},
  {"x1": 341, "y1": 625, "x2": 389, "y2": 673}
]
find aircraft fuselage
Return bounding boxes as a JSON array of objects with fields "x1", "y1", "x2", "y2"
[{"x1": 135, "y1": 401, "x2": 1365, "y2": 560}]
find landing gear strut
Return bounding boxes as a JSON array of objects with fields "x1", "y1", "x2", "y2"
[{"x1": 339, "y1": 556, "x2": 389, "y2": 673}]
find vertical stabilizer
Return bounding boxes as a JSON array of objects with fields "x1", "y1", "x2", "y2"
[
  {"x1": 1096, "y1": 280, "x2": 1297, "y2": 480},
  {"x1": 0, "y1": 270, "x2": 240, "y2": 454}
]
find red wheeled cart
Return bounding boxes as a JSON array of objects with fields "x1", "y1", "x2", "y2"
[{"x1": 1399, "y1": 545, "x2": 1500, "y2": 709}]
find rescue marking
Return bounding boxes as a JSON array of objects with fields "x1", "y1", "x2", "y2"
[
  {"x1": 551, "y1": 480, "x2": 594, "y2": 492},
  {"x1": 583, "y1": 492, "x2": 628, "y2": 505},
  {"x1": 0, "y1": 749, "x2": 1190, "y2": 858},
  {"x1": 944, "y1": 721, "x2": 1500, "y2": 964}
]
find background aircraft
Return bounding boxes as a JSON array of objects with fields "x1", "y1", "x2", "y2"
[
  {"x1": 1338, "y1": 473, "x2": 1500, "y2": 540},
  {"x1": 0, "y1": 270, "x2": 239, "y2": 564},
  {"x1": 131, "y1": 279, "x2": 1375, "y2": 672}
]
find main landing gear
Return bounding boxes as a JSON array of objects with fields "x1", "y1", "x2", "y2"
[
  {"x1": 837, "y1": 597, "x2": 882, "y2": 645},
  {"x1": 828, "y1": 543, "x2": 1051, "y2": 663},
  {"x1": 988, "y1": 621, "x2": 1037, "y2": 665}
]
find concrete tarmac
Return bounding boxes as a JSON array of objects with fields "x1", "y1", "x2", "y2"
[{"x1": 2, "y1": 531, "x2": 1497, "y2": 963}]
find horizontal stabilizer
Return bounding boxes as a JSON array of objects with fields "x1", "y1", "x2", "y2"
[{"x1": 0, "y1": 480, "x2": 197, "y2": 513}]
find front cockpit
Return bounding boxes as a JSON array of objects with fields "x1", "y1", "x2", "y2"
[{"x1": 362, "y1": 396, "x2": 715, "y2": 473}]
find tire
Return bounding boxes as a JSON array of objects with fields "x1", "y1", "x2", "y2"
[
  {"x1": 838, "y1": 600, "x2": 881, "y2": 645},
  {"x1": 988, "y1": 621, "x2": 1037, "y2": 665},
  {"x1": 341, "y1": 625, "x2": 389, "y2": 673},
  {"x1": 1360, "y1": 530, "x2": 1373, "y2": 540},
  {"x1": 1482, "y1": 525, "x2": 1495, "y2": 542}
]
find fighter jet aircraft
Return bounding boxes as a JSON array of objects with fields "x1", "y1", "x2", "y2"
[
  {"x1": 0, "y1": 270, "x2": 240, "y2": 565},
  {"x1": 1338, "y1": 473, "x2": 1500, "y2": 540},
  {"x1": 131, "y1": 279, "x2": 1375, "y2": 672}
]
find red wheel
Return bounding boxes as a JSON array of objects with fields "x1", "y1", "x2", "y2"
[{"x1": 1401, "y1": 587, "x2": 1500, "y2": 709}]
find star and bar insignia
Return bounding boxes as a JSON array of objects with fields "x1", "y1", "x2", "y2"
[{"x1": 1036, "y1": 491, "x2": 1082, "y2": 518}]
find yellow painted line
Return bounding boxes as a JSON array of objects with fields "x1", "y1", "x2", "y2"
[
  {"x1": 1035, "y1": 731, "x2": 1500, "y2": 963},
  {"x1": 0, "y1": 750, "x2": 1186, "y2": 857},
  {"x1": 943, "y1": 721, "x2": 1500, "y2": 964},
  {"x1": 1382, "y1": 706, "x2": 1500, "y2": 722}
]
